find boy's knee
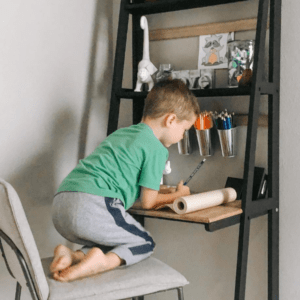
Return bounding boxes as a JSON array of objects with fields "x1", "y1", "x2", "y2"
[
  {"x1": 149, "y1": 238, "x2": 156, "y2": 251},
  {"x1": 128, "y1": 237, "x2": 155, "y2": 256}
]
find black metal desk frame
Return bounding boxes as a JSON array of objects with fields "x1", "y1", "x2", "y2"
[{"x1": 97, "y1": 0, "x2": 280, "y2": 299}]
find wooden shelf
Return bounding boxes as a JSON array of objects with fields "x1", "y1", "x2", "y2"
[
  {"x1": 116, "y1": 85, "x2": 278, "y2": 99},
  {"x1": 149, "y1": 18, "x2": 259, "y2": 41},
  {"x1": 126, "y1": 0, "x2": 249, "y2": 15},
  {"x1": 129, "y1": 200, "x2": 243, "y2": 232}
]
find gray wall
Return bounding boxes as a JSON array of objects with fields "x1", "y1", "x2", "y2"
[
  {"x1": 0, "y1": 0, "x2": 113, "y2": 298},
  {"x1": 280, "y1": 1, "x2": 300, "y2": 299}
]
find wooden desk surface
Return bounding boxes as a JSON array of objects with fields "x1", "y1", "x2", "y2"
[{"x1": 129, "y1": 200, "x2": 243, "y2": 224}]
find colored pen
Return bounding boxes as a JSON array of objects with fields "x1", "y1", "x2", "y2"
[
  {"x1": 183, "y1": 158, "x2": 207, "y2": 185},
  {"x1": 231, "y1": 112, "x2": 235, "y2": 128},
  {"x1": 226, "y1": 115, "x2": 232, "y2": 129},
  {"x1": 222, "y1": 117, "x2": 228, "y2": 129}
]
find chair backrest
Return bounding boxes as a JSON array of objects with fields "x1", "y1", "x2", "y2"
[{"x1": 0, "y1": 179, "x2": 49, "y2": 300}]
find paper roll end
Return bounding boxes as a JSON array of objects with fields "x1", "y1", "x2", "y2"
[
  {"x1": 177, "y1": 200, "x2": 185, "y2": 211},
  {"x1": 174, "y1": 198, "x2": 187, "y2": 214},
  {"x1": 224, "y1": 187, "x2": 237, "y2": 202}
]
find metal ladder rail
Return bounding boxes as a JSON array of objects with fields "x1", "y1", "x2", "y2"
[
  {"x1": 107, "y1": 0, "x2": 158, "y2": 132},
  {"x1": 132, "y1": 1, "x2": 146, "y2": 125},
  {"x1": 107, "y1": 0, "x2": 131, "y2": 136},
  {"x1": 267, "y1": 0, "x2": 281, "y2": 299},
  {"x1": 234, "y1": 0, "x2": 280, "y2": 299}
]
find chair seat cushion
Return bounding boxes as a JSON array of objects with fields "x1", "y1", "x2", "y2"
[{"x1": 42, "y1": 256, "x2": 189, "y2": 300}]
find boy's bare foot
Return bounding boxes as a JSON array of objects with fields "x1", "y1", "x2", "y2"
[
  {"x1": 50, "y1": 244, "x2": 84, "y2": 274},
  {"x1": 53, "y1": 247, "x2": 123, "y2": 282}
]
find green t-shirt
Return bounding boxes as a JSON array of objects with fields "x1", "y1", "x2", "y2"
[{"x1": 57, "y1": 123, "x2": 169, "y2": 209}]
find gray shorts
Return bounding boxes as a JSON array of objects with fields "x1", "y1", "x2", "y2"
[{"x1": 51, "y1": 192, "x2": 155, "y2": 266}]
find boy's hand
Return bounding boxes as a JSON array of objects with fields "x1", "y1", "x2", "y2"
[
  {"x1": 176, "y1": 180, "x2": 191, "y2": 197},
  {"x1": 159, "y1": 185, "x2": 176, "y2": 194},
  {"x1": 141, "y1": 182, "x2": 190, "y2": 210}
]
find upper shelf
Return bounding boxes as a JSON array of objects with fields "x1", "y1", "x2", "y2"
[
  {"x1": 117, "y1": 87, "x2": 252, "y2": 99},
  {"x1": 117, "y1": 83, "x2": 276, "y2": 99},
  {"x1": 126, "y1": 0, "x2": 249, "y2": 15}
]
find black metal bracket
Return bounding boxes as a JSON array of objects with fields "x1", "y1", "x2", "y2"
[
  {"x1": 234, "y1": 0, "x2": 280, "y2": 299},
  {"x1": 0, "y1": 230, "x2": 40, "y2": 300}
]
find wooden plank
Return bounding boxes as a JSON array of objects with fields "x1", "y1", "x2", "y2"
[
  {"x1": 129, "y1": 200, "x2": 242, "y2": 224},
  {"x1": 149, "y1": 18, "x2": 258, "y2": 41},
  {"x1": 235, "y1": 114, "x2": 268, "y2": 127}
]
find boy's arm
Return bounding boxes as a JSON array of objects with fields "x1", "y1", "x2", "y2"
[{"x1": 140, "y1": 181, "x2": 190, "y2": 210}]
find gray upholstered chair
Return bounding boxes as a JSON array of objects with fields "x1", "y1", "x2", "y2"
[{"x1": 0, "y1": 179, "x2": 188, "y2": 300}]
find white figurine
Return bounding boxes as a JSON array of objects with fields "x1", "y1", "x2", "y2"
[
  {"x1": 134, "y1": 16, "x2": 157, "y2": 92},
  {"x1": 160, "y1": 160, "x2": 172, "y2": 185}
]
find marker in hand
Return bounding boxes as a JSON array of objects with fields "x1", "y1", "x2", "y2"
[{"x1": 183, "y1": 158, "x2": 206, "y2": 186}]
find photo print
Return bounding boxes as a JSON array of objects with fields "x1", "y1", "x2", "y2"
[{"x1": 198, "y1": 32, "x2": 234, "y2": 69}]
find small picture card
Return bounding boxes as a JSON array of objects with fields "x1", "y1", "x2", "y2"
[{"x1": 198, "y1": 32, "x2": 234, "y2": 70}]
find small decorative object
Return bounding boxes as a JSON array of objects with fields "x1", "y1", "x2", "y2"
[
  {"x1": 171, "y1": 69, "x2": 214, "y2": 90},
  {"x1": 172, "y1": 70, "x2": 192, "y2": 88},
  {"x1": 198, "y1": 32, "x2": 234, "y2": 70},
  {"x1": 155, "y1": 64, "x2": 173, "y2": 82},
  {"x1": 227, "y1": 40, "x2": 255, "y2": 87},
  {"x1": 163, "y1": 160, "x2": 172, "y2": 175},
  {"x1": 160, "y1": 160, "x2": 172, "y2": 185},
  {"x1": 189, "y1": 70, "x2": 202, "y2": 89},
  {"x1": 134, "y1": 16, "x2": 157, "y2": 92},
  {"x1": 238, "y1": 68, "x2": 253, "y2": 87},
  {"x1": 198, "y1": 69, "x2": 214, "y2": 89}
]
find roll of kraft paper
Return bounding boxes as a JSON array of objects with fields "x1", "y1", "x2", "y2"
[{"x1": 171, "y1": 187, "x2": 237, "y2": 215}]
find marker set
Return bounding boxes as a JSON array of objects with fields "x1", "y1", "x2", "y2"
[
  {"x1": 194, "y1": 111, "x2": 214, "y2": 130},
  {"x1": 194, "y1": 109, "x2": 236, "y2": 131},
  {"x1": 212, "y1": 109, "x2": 236, "y2": 130},
  {"x1": 179, "y1": 109, "x2": 238, "y2": 158},
  {"x1": 192, "y1": 109, "x2": 238, "y2": 158}
]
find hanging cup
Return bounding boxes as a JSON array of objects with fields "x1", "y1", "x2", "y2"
[
  {"x1": 195, "y1": 129, "x2": 213, "y2": 157},
  {"x1": 178, "y1": 130, "x2": 191, "y2": 155},
  {"x1": 217, "y1": 127, "x2": 238, "y2": 157}
]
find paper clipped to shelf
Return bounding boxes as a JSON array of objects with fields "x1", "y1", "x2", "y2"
[{"x1": 155, "y1": 188, "x2": 237, "y2": 215}]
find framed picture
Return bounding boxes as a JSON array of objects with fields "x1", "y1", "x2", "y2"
[{"x1": 198, "y1": 32, "x2": 234, "y2": 69}]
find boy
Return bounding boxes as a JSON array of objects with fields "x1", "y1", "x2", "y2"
[{"x1": 50, "y1": 79, "x2": 200, "y2": 282}]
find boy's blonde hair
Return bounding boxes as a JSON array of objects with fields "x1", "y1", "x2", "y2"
[{"x1": 143, "y1": 79, "x2": 200, "y2": 121}]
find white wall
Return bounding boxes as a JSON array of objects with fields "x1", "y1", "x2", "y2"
[
  {"x1": 0, "y1": 0, "x2": 113, "y2": 298},
  {"x1": 280, "y1": 1, "x2": 300, "y2": 299}
]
